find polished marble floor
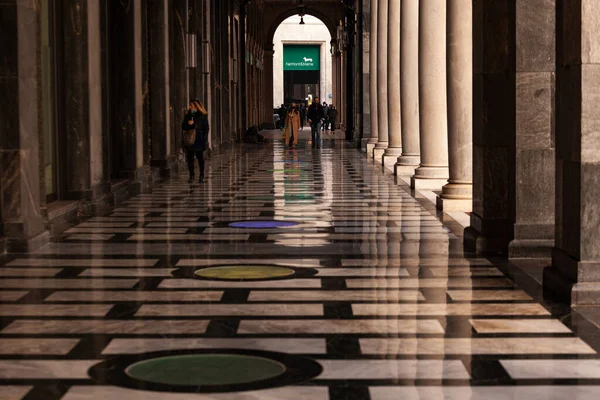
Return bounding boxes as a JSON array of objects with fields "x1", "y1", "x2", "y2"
[{"x1": 2, "y1": 131, "x2": 600, "y2": 399}]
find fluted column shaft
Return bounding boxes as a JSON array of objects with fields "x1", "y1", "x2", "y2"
[
  {"x1": 367, "y1": 0, "x2": 379, "y2": 151},
  {"x1": 411, "y1": 0, "x2": 449, "y2": 189},
  {"x1": 442, "y1": 0, "x2": 473, "y2": 199},
  {"x1": 395, "y1": 0, "x2": 420, "y2": 174},
  {"x1": 374, "y1": 0, "x2": 389, "y2": 156},
  {"x1": 383, "y1": 0, "x2": 402, "y2": 166}
]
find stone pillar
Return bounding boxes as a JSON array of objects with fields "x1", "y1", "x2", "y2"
[
  {"x1": 366, "y1": 0, "x2": 379, "y2": 156},
  {"x1": 0, "y1": 0, "x2": 49, "y2": 252},
  {"x1": 382, "y1": 0, "x2": 402, "y2": 168},
  {"x1": 361, "y1": 0, "x2": 372, "y2": 152},
  {"x1": 108, "y1": 0, "x2": 145, "y2": 180},
  {"x1": 544, "y1": 0, "x2": 600, "y2": 306},
  {"x1": 395, "y1": 0, "x2": 421, "y2": 176},
  {"x1": 148, "y1": 0, "x2": 171, "y2": 174},
  {"x1": 465, "y1": 0, "x2": 513, "y2": 254},
  {"x1": 411, "y1": 0, "x2": 449, "y2": 190},
  {"x1": 263, "y1": 48, "x2": 274, "y2": 128},
  {"x1": 509, "y1": 0, "x2": 556, "y2": 258},
  {"x1": 373, "y1": 0, "x2": 388, "y2": 160},
  {"x1": 171, "y1": 0, "x2": 189, "y2": 155},
  {"x1": 436, "y1": 0, "x2": 473, "y2": 211},
  {"x1": 61, "y1": 0, "x2": 104, "y2": 200}
]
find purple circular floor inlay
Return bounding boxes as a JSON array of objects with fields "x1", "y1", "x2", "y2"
[{"x1": 229, "y1": 221, "x2": 299, "y2": 229}]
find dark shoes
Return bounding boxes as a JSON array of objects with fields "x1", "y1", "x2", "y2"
[{"x1": 188, "y1": 176, "x2": 195, "y2": 183}]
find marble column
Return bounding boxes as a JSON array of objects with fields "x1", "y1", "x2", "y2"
[
  {"x1": 361, "y1": 0, "x2": 372, "y2": 153},
  {"x1": 411, "y1": 0, "x2": 449, "y2": 190},
  {"x1": 373, "y1": 0, "x2": 389, "y2": 160},
  {"x1": 171, "y1": 0, "x2": 189, "y2": 155},
  {"x1": 544, "y1": 0, "x2": 600, "y2": 306},
  {"x1": 149, "y1": 0, "x2": 172, "y2": 175},
  {"x1": 509, "y1": 0, "x2": 556, "y2": 258},
  {"x1": 0, "y1": 0, "x2": 48, "y2": 252},
  {"x1": 108, "y1": 0, "x2": 145, "y2": 180},
  {"x1": 436, "y1": 0, "x2": 473, "y2": 211},
  {"x1": 61, "y1": 0, "x2": 105, "y2": 200},
  {"x1": 263, "y1": 47, "x2": 274, "y2": 128},
  {"x1": 395, "y1": 0, "x2": 421, "y2": 176},
  {"x1": 366, "y1": 0, "x2": 379, "y2": 157},
  {"x1": 382, "y1": 0, "x2": 402, "y2": 168}
]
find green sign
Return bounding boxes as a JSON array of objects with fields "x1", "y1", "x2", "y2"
[{"x1": 283, "y1": 45, "x2": 320, "y2": 71}]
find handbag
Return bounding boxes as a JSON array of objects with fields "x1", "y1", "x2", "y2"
[{"x1": 182, "y1": 128, "x2": 196, "y2": 147}]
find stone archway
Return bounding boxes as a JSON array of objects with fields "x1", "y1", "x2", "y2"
[{"x1": 260, "y1": 2, "x2": 344, "y2": 127}]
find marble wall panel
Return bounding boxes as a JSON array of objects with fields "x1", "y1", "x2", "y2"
[
  {"x1": 516, "y1": 73, "x2": 554, "y2": 149},
  {"x1": 515, "y1": 148, "x2": 555, "y2": 227},
  {"x1": 516, "y1": 0, "x2": 555, "y2": 72}
]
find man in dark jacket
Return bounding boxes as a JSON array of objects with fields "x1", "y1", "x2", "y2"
[
  {"x1": 307, "y1": 97, "x2": 325, "y2": 148},
  {"x1": 277, "y1": 104, "x2": 287, "y2": 129}
]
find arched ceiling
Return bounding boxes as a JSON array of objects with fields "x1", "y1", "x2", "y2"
[{"x1": 262, "y1": 0, "x2": 345, "y2": 48}]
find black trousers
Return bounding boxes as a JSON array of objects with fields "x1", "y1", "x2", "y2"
[{"x1": 186, "y1": 150, "x2": 205, "y2": 177}]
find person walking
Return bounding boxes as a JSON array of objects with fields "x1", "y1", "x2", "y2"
[
  {"x1": 283, "y1": 103, "x2": 301, "y2": 150},
  {"x1": 299, "y1": 104, "x2": 306, "y2": 131},
  {"x1": 277, "y1": 104, "x2": 287, "y2": 130},
  {"x1": 307, "y1": 97, "x2": 325, "y2": 148},
  {"x1": 329, "y1": 105, "x2": 338, "y2": 134},
  {"x1": 322, "y1": 102, "x2": 330, "y2": 133},
  {"x1": 182, "y1": 99, "x2": 209, "y2": 183}
]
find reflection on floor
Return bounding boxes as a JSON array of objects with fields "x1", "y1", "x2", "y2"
[{"x1": 1, "y1": 131, "x2": 600, "y2": 399}]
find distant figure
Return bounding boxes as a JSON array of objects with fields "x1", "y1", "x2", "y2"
[
  {"x1": 299, "y1": 104, "x2": 306, "y2": 130},
  {"x1": 277, "y1": 104, "x2": 287, "y2": 129},
  {"x1": 329, "y1": 105, "x2": 338, "y2": 134},
  {"x1": 284, "y1": 103, "x2": 301, "y2": 150},
  {"x1": 322, "y1": 102, "x2": 330, "y2": 132},
  {"x1": 307, "y1": 97, "x2": 325, "y2": 148}
]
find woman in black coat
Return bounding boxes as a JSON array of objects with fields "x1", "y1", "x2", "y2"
[{"x1": 182, "y1": 99, "x2": 209, "y2": 182}]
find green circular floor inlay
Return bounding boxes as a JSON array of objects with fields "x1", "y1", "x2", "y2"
[
  {"x1": 126, "y1": 354, "x2": 286, "y2": 386},
  {"x1": 194, "y1": 265, "x2": 296, "y2": 280}
]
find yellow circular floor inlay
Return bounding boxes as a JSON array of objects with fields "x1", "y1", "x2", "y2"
[{"x1": 194, "y1": 265, "x2": 296, "y2": 280}]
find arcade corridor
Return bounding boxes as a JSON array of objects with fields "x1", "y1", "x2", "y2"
[{"x1": 1, "y1": 133, "x2": 600, "y2": 399}]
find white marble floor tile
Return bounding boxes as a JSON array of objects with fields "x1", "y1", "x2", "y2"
[
  {"x1": 127, "y1": 234, "x2": 250, "y2": 241},
  {"x1": 360, "y1": 337, "x2": 595, "y2": 355},
  {"x1": 314, "y1": 268, "x2": 410, "y2": 277},
  {"x1": 370, "y1": 386, "x2": 600, "y2": 400},
  {"x1": 2, "y1": 319, "x2": 210, "y2": 334},
  {"x1": 430, "y1": 267, "x2": 505, "y2": 277},
  {"x1": 238, "y1": 319, "x2": 444, "y2": 334},
  {"x1": 0, "y1": 291, "x2": 29, "y2": 301},
  {"x1": 353, "y1": 303, "x2": 550, "y2": 316},
  {"x1": 66, "y1": 234, "x2": 115, "y2": 241},
  {"x1": 136, "y1": 303, "x2": 323, "y2": 317},
  {"x1": 45, "y1": 290, "x2": 223, "y2": 302},
  {"x1": 248, "y1": 290, "x2": 424, "y2": 302},
  {"x1": 501, "y1": 360, "x2": 600, "y2": 379},
  {"x1": 470, "y1": 319, "x2": 572, "y2": 333},
  {"x1": 0, "y1": 386, "x2": 32, "y2": 399},
  {"x1": 0, "y1": 360, "x2": 97, "y2": 379},
  {"x1": 0, "y1": 279, "x2": 138, "y2": 289},
  {"x1": 0, "y1": 268, "x2": 62, "y2": 276},
  {"x1": 176, "y1": 258, "x2": 321, "y2": 267},
  {"x1": 0, "y1": 339, "x2": 80, "y2": 355},
  {"x1": 318, "y1": 359, "x2": 469, "y2": 380},
  {"x1": 66, "y1": 228, "x2": 189, "y2": 234},
  {"x1": 6, "y1": 259, "x2": 158, "y2": 267},
  {"x1": 102, "y1": 338, "x2": 326, "y2": 355},
  {"x1": 346, "y1": 278, "x2": 514, "y2": 289},
  {"x1": 0, "y1": 304, "x2": 113, "y2": 317},
  {"x1": 159, "y1": 278, "x2": 321, "y2": 289},
  {"x1": 341, "y1": 258, "x2": 492, "y2": 267},
  {"x1": 62, "y1": 385, "x2": 329, "y2": 400},
  {"x1": 447, "y1": 290, "x2": 532, "y2": 301},
  {"x1": 79, "y1": 268, "x2": 176, "y2": 277}
]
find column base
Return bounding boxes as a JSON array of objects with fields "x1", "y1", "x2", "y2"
[
  {"x1": 373, "y1": 147, "x2": 386, "y2": 161},
  {"x1": 382, "y1": 154, "x2": 400, "y2": 168},
  {"x1": 436, "y1": 196, "x2": 472, "y2": 212},
  {"x1": 366, "y1": 142, "x2": 377, "y2": 158},
  {"x1": 463, "y1": 226, "x2": 509, "y2": 256},
  {"x1": 509, "y1": 239, "x2": 554, "y2": 259},
  {"x1": 410, "y1": 176, "x2": 448, "y2": 190},
  {"x1": 394, "y1": 163, "x2": 419, "y2": 176},
  {"x1": 6, "y1": 230, "x2": 50, "y2": 253},
  {"x1": 361, "y1": 138, "x2": 370, "y2": 152}
]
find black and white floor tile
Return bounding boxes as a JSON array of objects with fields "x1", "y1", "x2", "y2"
[{"x1": 1, "y1": 131, "x2": 600, "y2": 399}]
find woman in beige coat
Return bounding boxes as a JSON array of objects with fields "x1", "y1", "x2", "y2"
[{"x1": 283, "y1": 103, "x2": 301, "y2": 150}]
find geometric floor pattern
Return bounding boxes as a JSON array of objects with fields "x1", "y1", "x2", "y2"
[{"x1": 1, "y1": 131, "x2": 600, "y2": 399}]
